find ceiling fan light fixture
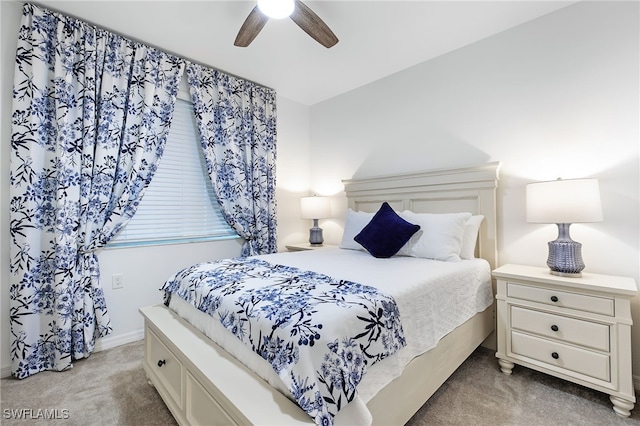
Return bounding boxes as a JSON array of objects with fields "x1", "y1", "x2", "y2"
[
  {"x1": 257, "y1": 0, "x2": 295, "y2": 19},
  {"x1": 235, "y1": 0, "x2": 338, "y2": 48}
]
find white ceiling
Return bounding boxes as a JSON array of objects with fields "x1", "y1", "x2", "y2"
[{"x1": 34, "y1": 0, "x2": 575, "y2": 106}]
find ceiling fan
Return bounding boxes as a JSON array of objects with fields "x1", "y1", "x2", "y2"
[{"x1": 234, "y1": 0, "x2": 339, "y2": 48}]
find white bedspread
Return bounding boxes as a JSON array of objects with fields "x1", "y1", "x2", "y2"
[{"x1": 168, "y1": 248, "x2": 493, "y2": 424}]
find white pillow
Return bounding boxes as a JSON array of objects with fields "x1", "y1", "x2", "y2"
[
  {"x1": 397, "y1": 211, "x2": 472, "y2": 261},
  {"x1": 460, "y1": 215, "x2": 485, "y2": 259},
  {"x1": 340, "y1": 209, "x2": 375, "y2": 250}
]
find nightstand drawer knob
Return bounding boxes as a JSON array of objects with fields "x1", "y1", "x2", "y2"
[
  {"x1": 550, "y1": 295, "x2": 559, "y2": 302},
  {"x1": 551, "y1": 352, "x2": 559, "y2": 360},
  {"x1": 157, "y1": 359, "x2": 166, "y2": 367},
  {"x1": 551, "y1": 325, "x2": 559, "y2": 332}
]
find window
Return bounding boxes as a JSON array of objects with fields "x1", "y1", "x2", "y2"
[{"x1": 108, "y1": 96, "x2": 238, "y2": 247}]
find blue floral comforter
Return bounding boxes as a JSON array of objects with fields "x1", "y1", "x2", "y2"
[{"x1": 161, "y1": 257, "x2": 406, "y2": 425}]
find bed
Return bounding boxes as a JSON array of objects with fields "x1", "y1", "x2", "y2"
[{"x1": 140, "y1": 162, "x2": 501, "y2": 425}]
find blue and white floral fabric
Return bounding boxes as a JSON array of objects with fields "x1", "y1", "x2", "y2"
[
  {"x1": 9, "y1": 3, "x2": 184, "y2": 378},
  {"x1": 162, "y1": 258, "x2": 406, "y2": 425},
  {"x1": 186, "y1": 63, "x2": 278, "y2": 256}
]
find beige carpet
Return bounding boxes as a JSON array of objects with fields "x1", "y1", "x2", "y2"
[
  {"x1": 1, "y1": 340, "x2": 638, "y2": 425},
  {"x1": 1, "y1": 341, "x2": 175, "y2": 425}
]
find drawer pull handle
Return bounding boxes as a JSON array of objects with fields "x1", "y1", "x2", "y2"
[
  {"x1": 551, "y1": 352, "x2": 559, "y2": 360},
  {"x1": 551, "y1": 325, "x2": 559, "y2": 332},
  {"x1": 550, "y1": 296, "x2": 559, "y2": 302},
  {"x1": 157, "y1": 359, "x2": 166, "y2": 367}
]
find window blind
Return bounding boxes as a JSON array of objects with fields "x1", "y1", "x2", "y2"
[{"x1": 109, "y1": 98, "x2": 238, "y2": 246}]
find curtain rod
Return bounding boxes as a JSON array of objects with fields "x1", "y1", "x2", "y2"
[{"x1": 26, "y1": 1, "x2": 275, "y2": 92}]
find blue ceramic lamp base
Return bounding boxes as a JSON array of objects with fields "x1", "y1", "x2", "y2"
[
  {"x1": 308, "y1": 219, "x2": 324, "y2": 246},
  {"x1": 547, "y1": 223, "x2": 584, "y2": 278}
]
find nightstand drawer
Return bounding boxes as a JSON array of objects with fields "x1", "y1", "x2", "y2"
[
  {"x1": 507, "y1": 283, "x2": 614, "y2": 316},
  {"x1": 511, "y1": 331, "x2": 610, "y2": 382},
  {"x1": 511, "y1": 306, "x2": 610, "y2": 351}
]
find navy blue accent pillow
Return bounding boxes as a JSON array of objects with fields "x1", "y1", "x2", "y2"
[{"x1": 354, "y1": 202, "x2": 420, "y2": 258}]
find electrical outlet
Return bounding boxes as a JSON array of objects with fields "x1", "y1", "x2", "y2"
[{"x1": 112, "y1": 273, "x2": 124, "y2": 290}]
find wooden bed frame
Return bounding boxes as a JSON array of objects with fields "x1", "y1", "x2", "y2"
[{"x1": 140, "y1": 162, "x2": 501, "y2": 425}]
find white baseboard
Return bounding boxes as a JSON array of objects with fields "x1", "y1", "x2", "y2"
[
  {"x1": 93, "y1": 329, "x2": 144, "y2": 352},
  {"x1": 1, "y1": 365, "x2": 11, "y2": 379},
  {"x1": 1, "y1": 329, "x2": 144, "y2": 379}
]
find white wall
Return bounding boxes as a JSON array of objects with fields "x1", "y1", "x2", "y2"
[
  {"x1": 275, "y1": 96, "x2": 314, "y2": 248},
  {"x1": 309, "y1": 1, "x2": 640, "y2": 375},
  {"x1": 0, "y1": 1, "x2": 312, "y2": 374}
]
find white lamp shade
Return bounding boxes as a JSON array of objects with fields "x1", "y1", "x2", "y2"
[
  {"x1": 257, "y1": 0, "x2": 294, "y2": 19},
  {"x1": 526, "y1": 178, "x2": 603, "y2": 224},
  {"x1": 300, "y1": 196, "x2": 331, "y2": 219}
]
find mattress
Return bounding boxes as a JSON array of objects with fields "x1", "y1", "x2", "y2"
[{"x1": 167, "y1": 247, "x2": 493, "y2": 424}]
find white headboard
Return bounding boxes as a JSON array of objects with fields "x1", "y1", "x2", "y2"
[{"x1": 342, "y1": 162, "x2": 501, "y2": 270}]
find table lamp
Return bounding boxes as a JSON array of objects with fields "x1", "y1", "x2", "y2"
[
  {"x1": 300, "y1": 196, "x2": 331, "y2": 246},
  {"x1": 526, "y1": 178, "x2": 603, "y2": 277}
]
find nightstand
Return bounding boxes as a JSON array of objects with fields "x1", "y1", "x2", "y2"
[
  {"x1": 493, "y1": 264, "x2": 637, "y2": 417},
  {"x1": 285, "y1": 243, "x2": 338, "y2": 252}
]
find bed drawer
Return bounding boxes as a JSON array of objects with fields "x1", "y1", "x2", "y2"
[
  {"x1": 510, "y1": 306, "x2": 610, "y2": 352},
  {"x1": 147, "y1": 329, "x2": 184, "y2": 409},
  {"x1": 510, "y1": 331, "x2": 610, "y2": 382},
  {"x1": 186, "y1": 372, "x2": 237, "y2": 426},
  {"x1": 507, "y1": 283, "x2": 614, "y2": 316}
]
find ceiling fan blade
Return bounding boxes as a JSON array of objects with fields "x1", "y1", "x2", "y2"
[
  {"x1": 290, "y1": 0, "x2": 339, "y2": 48},
  {"x1": 234, "y1": 6, "x2": 269, "y2": 47}
]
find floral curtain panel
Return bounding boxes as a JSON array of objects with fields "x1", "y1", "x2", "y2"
[
  {"x1": 186, "y1": 63, "x2": 278, "y2": 256},
  {"x1": 9, "y1": 3, "x2": 184, "y2": 378}
]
